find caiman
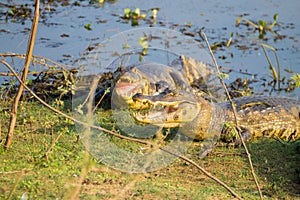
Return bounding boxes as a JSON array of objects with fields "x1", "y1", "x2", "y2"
[
  {"x1": 109, "y1": 54, "x2": 300, "y2": 157},
  {"x1": 132, "y1": 89, "x2": 300, "y2": 155},
  {"x1": 111, "y1": 55, "x2": 221, "y2": 110}
]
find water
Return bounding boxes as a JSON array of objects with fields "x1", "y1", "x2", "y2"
[{"x1": 0, "y1": 0, "x2": 299, "y2": 97}]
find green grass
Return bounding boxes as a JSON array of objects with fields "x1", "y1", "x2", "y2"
[{"x1": 0, "y1": 100, "x2": 299, "y2": 199}]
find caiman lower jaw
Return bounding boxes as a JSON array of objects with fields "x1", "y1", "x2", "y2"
[
  {"x1": 132, "y1": 103, "x2": 183, "y2": 128},
  {"x1": 134, "y1": 111, "x2": 181, "y2": 128}
]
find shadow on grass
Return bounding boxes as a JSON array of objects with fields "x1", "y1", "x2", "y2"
[{"x1": 246, "y1": 139, "x2": 300, "y2": 197}]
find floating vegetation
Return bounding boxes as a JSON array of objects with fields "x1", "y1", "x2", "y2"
[
  {"x1": 208, "y1": 32, "x2": 234, "y2": 50},
  {"x1": 138, "y1": 36, "x2": 149, "y2": 59},
  {"x1": 0, "y1": 2, "x2": 32, "y2": 22},
  {"x1": 84, "y1": 23, "x2": 93, "y2": 31},
  {"x1": 291, "y1": 74, "x2": 300, "y2": 88},
  {"x1": 236, "y1": 14, "x2": 279, "y2": 39},
  {"x1": 0, "y1": 54, "x2": 77, "y2": 102},
  {"x1": 121, "y1": 7, "x2": 159, "y2": 26},
  {"x1": 88, "y1": 0, "x2": 118, "y2": 7},
  {"x1": 259, "y1": 43, "x2": 280, "y2": 84}
]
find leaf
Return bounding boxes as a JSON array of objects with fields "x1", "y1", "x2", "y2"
[
  {"x1": 291, "y1": 74, "x2": 300, "y2": 87},
  {"x1": 124, "y1": 8, "x2": 131, "y2": 15},
  {"x1": 273, "y1": 13, "x2": 278, "y2": 21},
  {"x1": 132, "y1": 12, "x2": 139, "y2": 19},
  {"x1": 104, "y1": 88, "x2": 111, "y2": 94},
  {"x1": 258, "y1": 20, "x2": 267, "y2": 28},
  {"x1": 122, "y1": 43, "x2": 130, "y2": 49},
  {"x1": 84, "y1": 23, "x2": 92, "y2": 31},
  {"x1": 135, "y1": 8, "x2": 140, "y2": 16},
  {"x1": 25, "y1": 79, "x2": 32, "y2": 85},
  {"x1": 138, "y1": 36, "x2": 148, "y2": 48},
  {"x1": 235, "y1": 17, "x2": 242, "y2": 26},
  {"x1": 141, "y1": 14, "x2": 147, "y2": 19},
  {"x1": 132, "y1": 8, "x2": 140, "y2": 19},
  {"x1": 151, "y1": 9, "x2": 158, "y2": 19},
  {"x1": 141, "y1": 48, "x2": 148, "y2": 56},
  {"x1": 268, "y1": 14, "x2": 278, "y2": 30},
  {"x1": 217, "y1": 72, "x2": 229, "y2": 79},
  {"x1": 123, "y1": 8, "x2": 131, "y2": 18},
  {"x1": 9, "y1": 8, "x2": 14, "y2": 15}
]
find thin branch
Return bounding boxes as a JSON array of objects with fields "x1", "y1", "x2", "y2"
[
  {"x1": 0, "y1": 169, "x2": 31, "y2": 174},
  {"x1": 45, "y1": 131, "x2": 63, "y2": 162},
  {"x1": 5, "y1": 0, "x2": 40, "y2": 149},
  {"x1": 93, "y1": 88, "x2": 109, "y2": 113},
  {"x1": 0, "y1": 59, "x2": 242, "y2": 199},
  {"x1": 160, "y1": 148, "x2": 243, "y2": 199},
  {"x1": 0, "y1": 53, "x2": 71, "y2": 71},
  {"x1": 0, "y1": 69, "x2": 77, "y2": 77},
  {"x1": 201, "y1": 31, "x2": 263, "y2": 199},
  {"x1": 6, "y1": 170, "x2": 25, "y2": 200}
]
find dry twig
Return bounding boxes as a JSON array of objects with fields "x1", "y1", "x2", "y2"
[
  {"x1": 45, "y1": 131, "x2": 63, "y2": 162},
  {"x1": 0, "y1": 53, "x2": 71, "y2": 71},
  {"x1": 5, "y1": 0, "x2": 40, "y2": 149},
  {"x1": 201, "y1": 31, "x2": 263, "y2": 199}
]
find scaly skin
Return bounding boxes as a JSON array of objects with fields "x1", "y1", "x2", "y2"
[{"x1": 133, "y1": 92, "x2": 300, "y2": 142}]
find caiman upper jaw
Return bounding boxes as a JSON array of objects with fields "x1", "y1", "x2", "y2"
[
  {"x1": 132, "y1": 89, "x2": 181, "y2": 107},
  {"x1": 115, "y1": 81, "x2": 142, "y2": 100},
  {"x1": 133, "y1": 103, "x2": 182, "y2": 128}
]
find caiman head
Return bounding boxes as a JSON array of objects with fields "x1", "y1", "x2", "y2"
[
  {"x1": 131, "y1": 89, "x2": 205, "y2": 128},
  {"x1": 112, "y1": 64, "x2": 161, "y2": 108},
  {"x1": 131, "y1": 90, "x2": 217, "y2": 140},
  {"x1": 112, "y1": 61, "x2": 184, "y2": 109},
  {"x1": 112, "y1": 56, "x2": 215, "y2": 110}
]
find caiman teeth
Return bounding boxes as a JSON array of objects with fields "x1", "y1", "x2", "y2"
[
  {"x1": 133, "y1": 103, "x2": 179, "y2": 121},
  {"x1": 134, "y1": 111, "x2": 151, "y2": 121}
]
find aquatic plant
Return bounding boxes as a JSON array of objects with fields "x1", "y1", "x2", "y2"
[
  {"x1": 84, "y1": 23, "x2": 92, "y2": 31},
  {"x1": 121, "y1": 8, "x2": 159, "y2": 26},
  {"x1": 236, "y1": 14, "x2": 279, "y2": 39},
  {"x1": 291, "y1": 74, "x2": 300, "y2": 88}
]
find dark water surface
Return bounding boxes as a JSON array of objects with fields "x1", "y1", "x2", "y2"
[{"x1": 0, "y1": 0, "x2": 299, "y2": 97}]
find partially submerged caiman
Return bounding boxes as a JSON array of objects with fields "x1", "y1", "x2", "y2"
[{"x1": 132, "y1": 90, "x2": 300, "y2": 144}]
